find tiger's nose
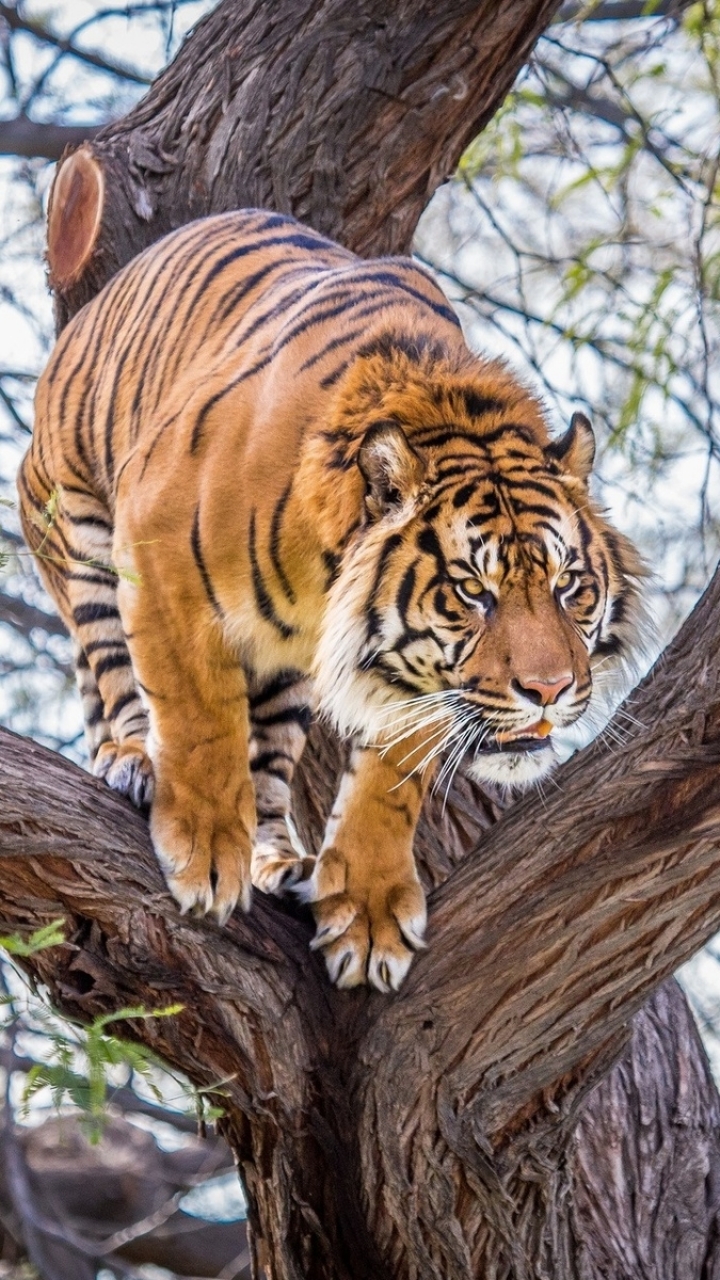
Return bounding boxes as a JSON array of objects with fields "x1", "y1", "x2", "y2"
[{"x1": 513, "y1": 674, "x2": 574, "y2": 706}]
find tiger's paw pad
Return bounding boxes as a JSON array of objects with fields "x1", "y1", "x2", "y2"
[
  {"x1": 94, "y1": 740, "x2": 154, "y2": 808},
  {"x1": 151, "y1": 805, "x2": 252, "y2": 926},
  {"x1": 309, "y1": 874, "x2": 427, "y2": 993}
]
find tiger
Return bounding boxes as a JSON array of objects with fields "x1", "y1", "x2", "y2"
[{"x1": 18, "y1": 208, "x2": 645, "y2": 992}]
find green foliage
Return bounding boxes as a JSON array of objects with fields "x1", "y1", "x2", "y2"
[
  {"x1": 0, "y1": 949, "x2": 201, "y2": 1143},
  {"x1": 0, "y1": 919, "x2": 65, "y2": 957},
  {"x1": 21, "y1": 1003, "x2": 184, "y2": 1141}
]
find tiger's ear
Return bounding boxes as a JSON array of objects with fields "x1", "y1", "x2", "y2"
[
  {"x1": 547, "y1": 412, "x2": 595, "y2": 483},
  {"x1": 358, "y1": 421, "x2": 426, "y2": 521}
]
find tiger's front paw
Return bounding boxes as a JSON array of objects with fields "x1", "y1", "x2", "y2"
[
  {"x1": 94, "y1": 739, "x2": 155, "y2": 808},
  {"x1": 150, "y1": 783, "x2": 254, "y2": 926},
  {"x1": 305, "y1": 848, "x2": 427, "y2": 992}
]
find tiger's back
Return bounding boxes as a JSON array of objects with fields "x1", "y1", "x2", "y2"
[
  {"x1": 27, "y1": 209, "x2": 462, "y2": 513},
  {"x1": 22, "y1": 210, "x2": 467, "y2": 673}
]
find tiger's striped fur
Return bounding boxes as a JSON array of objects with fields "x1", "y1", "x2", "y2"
[{"x1": 19, "y1": 209, "x2": 645, "y2": 991}]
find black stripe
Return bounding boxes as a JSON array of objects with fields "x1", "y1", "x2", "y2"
[
  {"x1": 66, "y1": 570, "x2": 117, "y2": 586},
  {"x1": 459, "y1": 390, "x2": 504, "y2": 418},
  {"x1": 415, "y1": 423, "x2": 535, "y2": 450},
  {"x1": 396, "y1": 564, "x2": 416, "y2": 622},
  {"x1": 64, "y1": 512, "x2": 112, "y2": 530},
  {"x1": 190, "y1": 507, "x2": 225, "y2": 621},
  {"x1": 346, "y1": 267, "x2": 460, "y2": 326},
  {"x1": 452, "y1": 481, "x2": 479, "y2": 508},
  {"x1": 417, "y1": 526, "x2": 444, "y2": 562},
  {"x1": 102, "y1": 345, "x2": 132, "y2": 483},
  {"x1": 269, "y1": 484, "x2": 296, "y2": 604},
  {"x1": 356, "y1": 330, "x2": 448, "y2": 365},
  {"x1": 249, "y1": 511, "x2": 297, "y2": 639},
  {"x1": 250, "y1": 751, "x2": 294, "y2": 776},
  {"x1": 297, "y1": 325, "x2": 366, "y2": 374},
  {"x1": 107, "y1": 690, "x2": 139, "y2": 721},
  {"x1": 84, "y1": 638, "x2": 128, "y2": 655},
  {"x1": 249, "y1": 669, "x2": 305, "y2": 709},
  {"x1": 252, "y1": 705, "x2": 312, "y2": 732},
  {"x1": 509, "y1": 502, "x2": 564, "y2": 524},
  {"x1": 213, "y1": 260, "x2": 297, "y2": 328},
  {"x1": 123, "y1": 711, "x2": 149, "y2": 731},
  {"x1": 86, "y1": 702, "x2": 106, "y2": 727},
  {"x1": 94, "y1": 652, "x2": 133, "y2": 679},
  {"x1": 252, "y1": 765, "x2": 292, "y2": 782},
  {"x1": 320, "y1": 360, "x2": 350, "y2": 388},
  {"x1": 269, "y1": 290, "x2": 395, "y2": 361},
  {"x1": 73, "y1": 602, "x2": 120, "y2": 626},
  {"x1": 322, "y1": 549, "x2": 341, "y2": 585},
  {"x1": 506, "y1": 478, "x2": 562, "y2": 503}
]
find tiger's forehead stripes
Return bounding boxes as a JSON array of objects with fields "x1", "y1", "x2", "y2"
[{"x1": 429, "y1": 461, "x2": 584, "y2": 574}]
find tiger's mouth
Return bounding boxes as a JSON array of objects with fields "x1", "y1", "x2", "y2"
[
  {"x1": 479, "y1": 718, "x2": 555, "y2": 756},
  {"x1": 464, "y1": 716, "x2": 562, "y2": 788}
]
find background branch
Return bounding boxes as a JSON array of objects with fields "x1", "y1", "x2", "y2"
[{"x1": 0, "y1": 115, "x2": 100, "y2": 160}]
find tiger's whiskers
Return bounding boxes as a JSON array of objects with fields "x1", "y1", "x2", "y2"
[{"x1": 434, "y1": 718, "x2": 490, "y2": 811}]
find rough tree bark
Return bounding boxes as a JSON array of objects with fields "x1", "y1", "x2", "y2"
[{"x1": 3, "y1": 1, "x2": 720, "y2": 1277}]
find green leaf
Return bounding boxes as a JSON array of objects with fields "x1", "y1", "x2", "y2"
[{"x1": 0, "y1": 919, "x2": 65, "y2": 956}]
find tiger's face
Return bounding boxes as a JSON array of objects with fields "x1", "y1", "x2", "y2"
[{"x1": 314, "y1": 412, "x2": 644, "y2": 790}]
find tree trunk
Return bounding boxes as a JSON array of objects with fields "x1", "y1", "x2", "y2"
[{"x1": 6, "y1": 1, "x2": 720, "y2": 1277}]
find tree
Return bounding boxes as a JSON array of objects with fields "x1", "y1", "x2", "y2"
[{"x1": 2, "y1": 1, "x2": 720, "y2": 1277}]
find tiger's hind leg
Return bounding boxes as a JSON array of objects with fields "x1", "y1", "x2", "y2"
[
  {"x1": 249, "y1": 670, "x2": 315, "y2": 897},
  {"x1": 73, "y1": 640, "x2": 153, "y2": 808},
  {"x1": 60, "y1": 510, "x2": 152, "y2": 805},
  {"x1": 74, "y1": 640, "x2": 111, "y2": 763},
  {"x1": 17, "y1": 460, "x2": 152, "y2": 805}
]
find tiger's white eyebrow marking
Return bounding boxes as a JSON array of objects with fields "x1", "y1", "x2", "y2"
[
  {"x1": 547, "y1": 509, "x2": 582, "y2": 568},
  {"x1": 473, "y1": 536, "x2": 500, "y2": 578},
  {"x1": 545, "y1": 527, "x2": 571, "y2": 572}
]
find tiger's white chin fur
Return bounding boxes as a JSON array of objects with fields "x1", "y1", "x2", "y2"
[{"x1": 465, "y1": 743, "x2": 558, "y2": 789}]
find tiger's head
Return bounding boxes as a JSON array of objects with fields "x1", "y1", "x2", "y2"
[{"x1": 312, "y1": 347, "x2": 646, "y2": 790}]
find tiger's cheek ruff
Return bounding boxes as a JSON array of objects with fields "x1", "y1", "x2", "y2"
[{"x1": 313, "y1": 518, "x2": 433, "y2": 741}]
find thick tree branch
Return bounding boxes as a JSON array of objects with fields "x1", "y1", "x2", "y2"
[
  {"x1": 8, "y1": 0, "x2": 719, "y2": 1272},
  {"x1": 570, "y1": 980, "x2": 720, "y2": 1277}
]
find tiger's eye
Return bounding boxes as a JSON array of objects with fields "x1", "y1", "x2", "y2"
[
  {"x1": 458, "y1": 580, "x2": 496, "y2": 613},
  {"x1": 556, "y1": 570, "x2": 574, "y2": 590}
]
